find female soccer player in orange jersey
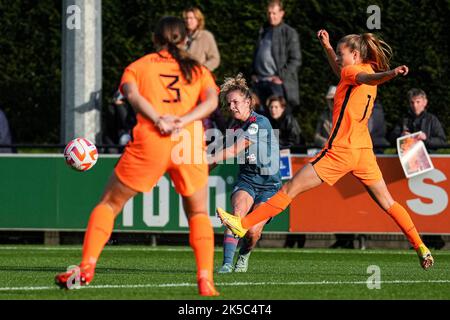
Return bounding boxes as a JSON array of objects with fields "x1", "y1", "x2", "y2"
[
  {"x1": 218, "y1": 29, "x2": 434, "y2": 270},
  {"x1": 56, "y1": 17, "x2": 220, "y2": 296}
]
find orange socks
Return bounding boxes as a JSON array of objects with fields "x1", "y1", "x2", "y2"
[
  {"x1": 189, "y1": 214, "x2": 215, "y2": 282},
  {"x1": 81, "y1": 204, "x2": 115, "y2": 268},
  {"x1": 242, "y1": 191, "x2": 292, "y2": 229},
  {"x1": 386, "y1": 202, "x2": 423, "y2": 249}
]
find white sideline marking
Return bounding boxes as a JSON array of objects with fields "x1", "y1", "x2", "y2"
[
  {"x1": 0, "y1": 246, "x2": 449, "y2": 255},
  {"x1": 0, "y1": 280, "x2": 450, "y2": 292}
]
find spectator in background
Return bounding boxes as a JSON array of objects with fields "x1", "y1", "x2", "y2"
[
  {"x1": 265, "y1": 95, "x2": 305, "y2": 248},
  {"x1": 113, "y1": 91, "x2": 137, "y2": 147},
  {"x1": 369, "y1": 99, "x2": 389, "y2": 154},
  {"x1": 389, "y1": 88, "x2": 447, "y2": 250},
  {"x1": 0, "y1": 107, "x2": 13, "y2": 153},
  {"x1": 389, "y1": 88, "x2": 447, "y2": 150},
  {"x1": 183, "y1": 7, "x2": 220, "y2": 72},
  {"x1": 251, "y1": 0, "x2": 301, "y2": 111},
  {"x1": 103, "y1": 91, "x2": 137, "y2": 153},
  {"x1": 183, "y1": 7, "x2": 224, "y2": 133},
  {"x1": 266, "y1": 95, "x2": 303, "y2": 149},
  {"x1": 314, "y1": 85, "x2": 335, "y2": 148}
]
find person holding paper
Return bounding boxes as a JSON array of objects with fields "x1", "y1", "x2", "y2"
[
  {"x1": 390, "y1": 88, "x2": 447, "y2": 250},
  {"x1": 389, "y1": 88, "x2": 447, "y2": 150}
]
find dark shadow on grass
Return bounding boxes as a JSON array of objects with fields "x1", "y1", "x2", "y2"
[
  {"x1": 0, "y1": 265, "x2": 193, "y2": 274},
  {"x1": 0, "y1": 266, "x2": 63, "y2": 273}
]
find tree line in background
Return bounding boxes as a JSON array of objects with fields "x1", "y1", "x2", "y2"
[{"x1": 0, "y1": 0, "x2": 449, "y2": 145}]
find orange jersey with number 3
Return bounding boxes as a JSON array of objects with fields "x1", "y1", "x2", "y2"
[
  {"x1": 115, "y1": 50, "x2": 218, "y2": 195},
  {"x1": 327, "y1": 63, "x2": 377, "y2": 149},
  {"x1": 120, "y1": 50, "x2": 217, "y2": 129}
]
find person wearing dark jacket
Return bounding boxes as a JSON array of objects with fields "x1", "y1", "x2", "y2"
[
  {"x1": 266, "y1": 95, "x2": 302, "y2": 149},
  {"x1": 390, "y1": 88, "x2": 447, "y2": 250},
  {"x1": 369, "y1": 99, "x2": 389, "y2": 154},
  {"x1": 389, "y1": 88, "x2": 447, "y2": 150},
  {"x1": 251, "y1": 0, "x2": 301, "y2": 111},
  {"x1": 0, "y1": 107, "x2": 13, "y2": 153},
  {"x1": 266, "y1": 95, "x2": 305, "y2": 248}
]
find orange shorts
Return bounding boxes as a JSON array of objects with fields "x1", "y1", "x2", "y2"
[
  {"x1": 115, "y1": 122, "x2": 208, "y2": 196},
  {"x1": 310, "y1": 146, "x2": 382, "y2": 186}
]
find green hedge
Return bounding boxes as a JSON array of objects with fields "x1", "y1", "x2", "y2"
[{"x1": 1, "y1": 0, "x2": 449, "y2": 144}]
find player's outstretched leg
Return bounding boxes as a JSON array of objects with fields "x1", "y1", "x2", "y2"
[
  {"x1": 366, "y1": 180, "x2": 434, "y2": 270},
  {"x1": 218, "y1": 164, "x2": 321, "y2": 237},
  {"x1": 217, "y1": 207, "x2": 248, "y2": 238},
  {"x1": 387, "y1": 202, "x2": 434, "y2": 269},
  {"x1": 217, "y1": 191, "x2": 291, "y2": 238},
  {"x1": 416, "y1": 243, "x2": 434, "y2": 270}
]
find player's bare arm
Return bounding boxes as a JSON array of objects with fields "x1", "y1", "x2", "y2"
[
  {"x1": 209, "y1": 138, "x2": 252, "y2": 165},
  {"x1": 356, "y1": 65, "x2": 409, "y2": 86},
  {"x1": 122, "y1": 82, "x2": 160, "y2": 123},
  {"x1": 175, "y1": 87, "x2": 218, "y2": 130},
  {"x1": 317, "y1": 29, "x2": 340, "y2": 78},
  {"x1": 122, "y1": 82, "x2": 178, "y2": 135}
]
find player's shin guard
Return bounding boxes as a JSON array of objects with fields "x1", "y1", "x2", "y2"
[
  {"x1": 81, "y1": 203, "x2": 115, "y2": 269},
  {"x1": 241, "y1": 191, "x2": 292, "y2": 229},
  {"x1": 188, "y1": 214, "x2": 215, "y2": 282},
  {"x1": 386, "y1": 202, "x2": 423, "y2": 249}
]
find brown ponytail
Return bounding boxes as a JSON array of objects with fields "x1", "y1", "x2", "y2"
[
  {"x1": 338, "y1": 33, "x2": 393, "y2": 72},
  {"x1": 153, "y1": 16, "x2": 201, "y2": 83}
]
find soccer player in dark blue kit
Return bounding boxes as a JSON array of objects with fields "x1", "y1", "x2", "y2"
[{"x1": 209, "y1": 74, "x2": 281, "y2": 273}]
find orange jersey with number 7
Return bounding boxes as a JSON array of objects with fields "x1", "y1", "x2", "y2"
[{"x1": 328, "y1": 63, "x2": 377, "y2": 149}]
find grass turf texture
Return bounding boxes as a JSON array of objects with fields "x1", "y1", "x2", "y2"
[{"x1": 0, "y1": 245, "x2": 449, "y2": 300}]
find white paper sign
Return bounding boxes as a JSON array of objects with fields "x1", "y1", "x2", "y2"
[{"x1": 396, "y1": 131, "x2": 434, "y2": 179}]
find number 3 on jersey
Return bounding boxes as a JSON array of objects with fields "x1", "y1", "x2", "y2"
[{"x1": 160, "y1": 74, "x2": 181, "y2": 103}]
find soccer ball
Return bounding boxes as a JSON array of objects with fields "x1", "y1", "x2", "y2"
[{"x1": 64, "y1": 138, "x2": 98, "y2": 171}]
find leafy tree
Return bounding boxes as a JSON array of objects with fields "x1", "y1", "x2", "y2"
[{"x1": 1, "y1": 0, "x2": 448, "y2": 145}]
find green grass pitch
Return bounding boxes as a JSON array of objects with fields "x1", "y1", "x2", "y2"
[{"x1": 0, "y1": 245, "x2": 449, "y2": 300}]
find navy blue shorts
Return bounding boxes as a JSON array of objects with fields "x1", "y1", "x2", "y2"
[
  {"x1": 231, "y1": 179, "x2": 280, "y2": 206},
  {"x1": 231, "y1": 180, "x2": 280, "y2": 225}
]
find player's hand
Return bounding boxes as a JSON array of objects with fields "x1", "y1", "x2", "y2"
[
  {"x1": 271, "y1": 76, "x2": 283, "y2": 84},
  {"x1": 394, "y1": 65, "x2": 409, "y2": 76},
  {"x1": 156, "y1": 115, "x2": 178, "y2": 135},
  {"x1": 317, "y1": 29, "x2": 332, "y2": 49},
  {"x1": 417, "y1": 132, "x2": 427, "y2": 141},
  {"x1": 173, "y1": 117, "x2": 187, "y2": 133}
]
